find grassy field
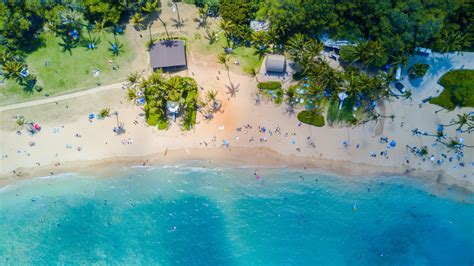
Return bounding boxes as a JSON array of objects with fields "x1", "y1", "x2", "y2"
[
  {"x1": 189, "y1": 32, "x2": 263, "y2": 74},
  {"x1": 0, "y1": 31, "x2": 135, "y2": 106},
  {"x1": 429, "y1": 69, "x2": 474, "y2": 110},
  {"x1": 326, "y1": 98, "x2": 355, "y2": 125}
]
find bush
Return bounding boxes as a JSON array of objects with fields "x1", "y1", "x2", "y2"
[
  {"x1": 99, "y1": 107, "x2": 110, "y2": 118},
  {"x1": 429, "y1": 69, "x2": 474, "y2": 110},
  {"x1": 297, "y1": 110, "x2": 325, "y2": 127},
  {"x1": 146, "y1": 114, "x2": 159, "y2": 126},
  {"x1": 257, "y1": 81, "x2": 281, "y2": 91},
  {"x1": 158, "y1": 120, "x2": 169, "y2": 130},
  {"x1": 408, "y1": 63, "x2": 429, "y2": 78}
]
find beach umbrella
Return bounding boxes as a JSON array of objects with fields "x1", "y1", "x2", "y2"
[
  {"x1": 389, "y1": 140, "x2": 397, "y2": 147},
  {"x1": 88, "y1": 113, "x2": 95, "y2": 119},
  {"x1": 437, "y1": 125, "x2": 444, "y2": 132},
  {"x1": 338, "y1": 92, "x2": 348, "y2": 110}
]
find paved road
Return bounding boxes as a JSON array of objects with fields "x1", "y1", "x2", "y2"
[{"x1": 0, "y1": 82, "x2": 126, "y2": 112}]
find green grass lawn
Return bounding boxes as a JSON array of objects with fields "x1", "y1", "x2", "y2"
[
  {"x1": 189, "y1": 32, "x2": 263, "y2": 74},
  {"x1": 326, "y1": 97, "x2": 355, "y2": 125},
  {"x1": 0, "y1": 32, "x2": 135, "y2": 106},
  {"x1": 233, "y1": 46, "x2": 264, "y2": 74},
  {"x1": 429, "y1": 69, "x2": 474, "y2": 110},
  {"x1": 297, "y1": 110, "x2": 325, "y2": 127}
]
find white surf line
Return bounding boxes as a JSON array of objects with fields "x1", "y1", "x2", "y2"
[{"x1": 0, "y1": 81, "x2": 126, "y2": 112}]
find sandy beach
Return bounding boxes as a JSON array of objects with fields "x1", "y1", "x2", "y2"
[{"x1": 0, "y1": 52, "x2": 473, "y2": 192}]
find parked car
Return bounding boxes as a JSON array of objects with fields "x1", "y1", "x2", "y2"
[{"x1": 394, "y1": 82, "x2": 406, "y2": 93}]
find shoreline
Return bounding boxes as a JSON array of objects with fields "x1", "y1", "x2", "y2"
[
  {"x1": 1, "y1": 53, "x2": 472, "y2": 197},
  {"x1": 2, "y1": 146, "x2": 473, "y2": 194}
]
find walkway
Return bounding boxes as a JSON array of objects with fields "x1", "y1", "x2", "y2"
[{"x1": 0, "y1": 82, "x2": 126, "y2": 112}]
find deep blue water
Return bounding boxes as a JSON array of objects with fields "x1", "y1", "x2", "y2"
[{"x1": 0, "y1": 166, "x2": 473, "y2": 265}]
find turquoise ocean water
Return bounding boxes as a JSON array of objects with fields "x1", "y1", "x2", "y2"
[{"x1": 0, "y1": 166, "x2": 473, "y2": 265}]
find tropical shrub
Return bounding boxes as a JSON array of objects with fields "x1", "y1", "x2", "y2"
[
  {"x1": 257, "y1": 81, "x2": 281, "y2": 91},
  {"x1": 429, "y1": 70, "x2": 474, "y2": 110},
  {"x1": 408, "y1": 63, "x2": 429, "y2": 78},
  {"x1": 99, "y1": 107, "x2": 110, "y2": 118},
  {"x1": 297, "y1": 110, "x2": 325, "y2": 127},
  {"x1": 140, "y1": 72, "x2": 199, "y2": 130}
]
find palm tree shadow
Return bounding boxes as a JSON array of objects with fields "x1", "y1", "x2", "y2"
[
  {"x1": 170, "y1": 18, "x2": 186, "y2": 29},
  {"x1": 284, "y1": 105, "x2": 296, "y2": 117},
  {"x1": 225, "y1": 82, "x2": 240, "y2": 98},
  {"x1": 427, "y1": 54, "x2": 453, "y2": 77},
  {"x1": 142, "y1": 11, "x2": 160, "y2": 27}
]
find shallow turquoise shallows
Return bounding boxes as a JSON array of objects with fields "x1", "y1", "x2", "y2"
[{"x1": 1, "y1": 166, "x2": 473, "y2": 265}]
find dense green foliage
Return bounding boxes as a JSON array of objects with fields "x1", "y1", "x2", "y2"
[
  {"x1": 326, "y1": 98, "x2": 356, "y2": 125},
  {"x1": 257, "y1": 81, "x2": 281, "y2": 91},
  {"x1": 218, "y1": 0, "x2": 260, "y2": 43},
  {"x1": 429, "y1": 70, "x2": 474, "y2": 110},
  {"x1": 339, "y1": 40, "x2": 388, "y2": 67},
  {"x1": 0, "y1": 1, "x2": 142, "y2": 100},
  {"x1": 257, "y1": 81, "x2": 283, "y2": 104},
  {"x1": 297, "y1": 110, "x2": 325, "y2": 127},
  {"x1": 139, "y1": 72, "x2": 199, "y2": 130},
  {"x1": 408, "y1": 63, "x2": 430, "y2": 79},
  {"x1": 258, "y1": 0, "x2": 472, "y2": 55},
  {"x1": 191, "y1": 0, "x2": 474, "y2": 64},
  {"x1": 0, "y1": 1, "x2": 145, "y2": 51}
]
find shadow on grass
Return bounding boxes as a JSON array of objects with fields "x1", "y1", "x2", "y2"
[
  {"x1": 326, "y1": 97, "x2": 355, "y2": 126},
  {"x1": 21, "y1": 36, "x2": 47, "y2": 55}
]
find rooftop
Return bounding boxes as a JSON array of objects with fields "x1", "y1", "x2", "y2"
[
  {"x1": 265, "y1": 54, "x2": 286, "y2": 73},
  {"x1": 149, "y1": 40, "x2": 187, "y2": 70}
]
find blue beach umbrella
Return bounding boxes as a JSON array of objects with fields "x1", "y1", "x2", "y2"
[{"x1": 389, "y1": 140, "x2": 397, "y2": 148}]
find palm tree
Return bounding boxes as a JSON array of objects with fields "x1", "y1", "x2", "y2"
[
  {"x1": 352, "y1": 41, "x2": 370, "y2": 65},
  {"x1": 0, "y1": 50, "x2": 14, "y2": 65},
  {"x1": 217, "y1": 52, "x2": 230, "y2": 70},
  {"x1": 406, "y1": 145, "x2": 429, "y2": 157},
  {"x1": 131, "y1": 13, "x2": 144, "y2": 31},
  {"x1": 439, "y1": 138, "x2": 473, "y2": 150},
  {"x1": 442, "y1": 113, "x2": 473, "y2": 132},
  {"x1": 390, "y1": 52, "x2": 410, "y2": 67},
  {"x1": 252, "y1": 31, "x2": 270, "y2": 58},
  {"x1": 435, "y1": 30, "x2": 466, "y2": 54},
  {"x1": 170, "y1": 0, "x2": 184, "y2": 30},
  {"x1": 205, "y1": 29, "x2": 218, "y2": 45},
  {"x1": 391, "y1": 89, "x2": 412, "y2": 100},
  {"x1": 99, "y1": 108, "x2": 111, "y2": 118},
  {"x1": 219, "y1": 20, "x2": 234, "y2": 47},
  {"x1": 2, "y1": 60, "x2": 24, "y2": 81},
  {"x1": 254, "y1": 45, "x2": 270, "y2": 59},
  {"x1": 127, "y1": 88, "x2": 139, "y2": 102},
  {"x1": 197, "y1": 4, "x2": 209, "y2": 28},
  {"x1": 142, "y1": 0, "x2": 158, "y2": 13},
  {"x1": 127, "y1": 71, "x2": 142, "y2": 85},
  {"x1": 285, "y1": 85, "x2": 297, "y2": 107},
  {"x1": 94, "y1": 19, "x2": 107, "y2": 34},
  {"x1": 60, "y1": 9, "x2": 84, "y2": 30},
  {"x1": 365, "y1": 40, "x2": 386, "y2": 67},
  {"x1": 16, "y1": 116, "x2": 26, "y2": 128},
  {"x1": 59, "y1": 36, "x2": 77, "y2": 55},
  {"x1": 141, "y1": 0, "x2": 170, "y2": 40},
  {"x1": 206, "y1": 89, "x2": 218, "y2": 102},
  {"x1": 248, "y1": 67, "x2": 259, "y2": 83},
  {"x1": 251, "y1": 31, "x2": 269, "y2": 47},
  {"x1": 109, "y1": 36, "x2": 124, "y2": 56},
  {"x1": 286, "y1": 33, "x2": 307, "y2": 62},
  {"x1": 206, "y1": 89, "x2": 220, "y2": 111}
]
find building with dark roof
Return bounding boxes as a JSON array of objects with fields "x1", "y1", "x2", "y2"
[
  {"x1": 149, "y1": 40, "x2": 187, "y2": 71},
  {"x1": 265, "y1": 54, "x2": 286, "y2": 73}
]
